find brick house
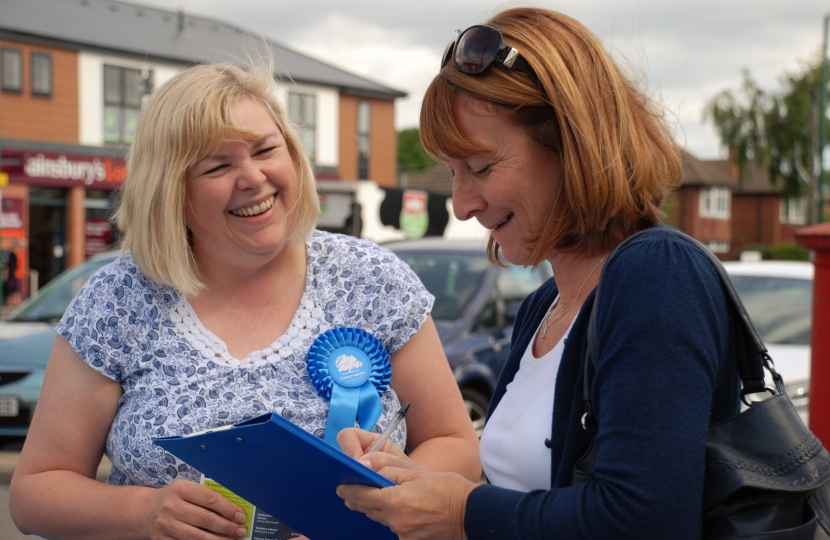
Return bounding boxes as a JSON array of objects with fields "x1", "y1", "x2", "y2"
[{"x1": 710, "y1": 159, "x2": 806, "y2": 256}]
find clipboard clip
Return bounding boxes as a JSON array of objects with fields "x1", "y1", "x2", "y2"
[{"x1": 185, "y1": 423, "x2": 236, "y2": 438}]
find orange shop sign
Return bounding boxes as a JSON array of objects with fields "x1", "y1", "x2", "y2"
[{"x1": 1, "y1": 149, "x2": 126, "y2": 189}]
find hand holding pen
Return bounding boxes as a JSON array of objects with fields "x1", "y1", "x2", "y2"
[{"x1": 367, "y1": 402, "x2": 410, "y2": 453}]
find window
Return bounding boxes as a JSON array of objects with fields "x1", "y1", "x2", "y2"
[
  {"x1": 103, "y1": 65, "x2": 151, "y2": 145},
  {"x1": 729, "y1": 275, "x2": 812, "y2": 346},
  {"x1": 394, "y1": 251, "x2": 489, "y2": 321},
  {"x1": 288, "y1": 92, "x2": 316, "y2": 161},
  {"x1": 780, "y1": 197, "x2": 806, "y2": 225},
  {"x1": 2, "y1": 48, "x2": 23, "y2": 92},
  {"x1": 497, "y1": 264, "x2": 549, "y2": 303},
  {"x1": 706, "y1": 241, "x2": 730, "y2": 253},
  {"x1": 357, "y1": 100, "x2": 371, "y2": 180},
  {"x1": 474, "y1": 265, "x2": 550, "y2": 331},
  {"x1": 699, "y1": 187, "x2": 731, "y2": 219},
  {"x1": 31, "y1": 53, "x2": 52, "y2": 96}
]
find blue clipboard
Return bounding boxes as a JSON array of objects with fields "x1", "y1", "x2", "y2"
[{"x1": 154, "y1": 412, "x2": 397, "y2": 540}]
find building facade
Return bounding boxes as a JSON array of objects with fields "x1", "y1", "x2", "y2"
[{"x1": 1, "y1": 0, "x2": 404, "y2": 301}]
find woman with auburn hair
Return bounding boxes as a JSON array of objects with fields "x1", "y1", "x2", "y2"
[
  {"x1": 9, "y1": 62, "x2": 479, "y2": 539},
  {"x1": 338, "y1": 7, "x2": 740, "y2": 539}
]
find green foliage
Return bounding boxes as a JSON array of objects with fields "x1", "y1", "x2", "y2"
[
  {"x1": 397, "y1": 128, "x2": 436, "y2": 173},
  {"x1": 739, "y1": 243, "x2": 810, "y2": 261},
  {"x1": 767, "y1": 243, "x2": 810, "y2": 261},
  {"x1": 702, "y1": 58, "x2": 826, "y2": 200},
  {"x1": 661, "y1": 194, "x2": 680, "y2": 228}
]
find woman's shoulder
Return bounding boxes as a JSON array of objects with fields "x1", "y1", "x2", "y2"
[
  {"x1": 597, "y1": 225, "x2": 727, "y2": 318},
  {"x1": 308, "y1": 230, "x2": 409, "y2": 273},
  {"x1": 74, "y1": 253, "x2": 178, "y2": 312},
  {"x1": 606, "y1": 226, "x2": 718, "y2": 278}
]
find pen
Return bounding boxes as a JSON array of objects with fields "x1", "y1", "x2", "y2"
[{"x1": 367, "y1": 402, "x2": 410, "y2": 453}]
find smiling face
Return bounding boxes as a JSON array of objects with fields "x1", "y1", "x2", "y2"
[
  {"x1": 185, "y1": 98, "x2": 300, "y2": 266},
  {"x1": 445, "y1": 95, "x2": 563, "y2": 265}
]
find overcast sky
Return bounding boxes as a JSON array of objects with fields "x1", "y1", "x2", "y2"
[{"x1": 141, "y1": 0, "x2": 829, "y2": 159}]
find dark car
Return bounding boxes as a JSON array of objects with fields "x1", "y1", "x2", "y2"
[
  {"x1": 386, "y1": 239, "x2": 552, "y2": 436},
  {"x1": 0, "y1": 240, "x2": 550, "y2": 437}
]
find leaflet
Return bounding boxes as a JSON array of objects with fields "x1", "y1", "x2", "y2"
[{"x1": 201, "y1": 476, "x2": 300, "y2": 540}]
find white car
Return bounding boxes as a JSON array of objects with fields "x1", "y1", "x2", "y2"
[{"x1": 723, "y1": 260, "x2": 813, "y2": 423}]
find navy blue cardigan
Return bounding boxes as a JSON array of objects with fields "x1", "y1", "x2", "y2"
[{"x1": 464, "y1": 228, "x2": 741, "y2": 539}]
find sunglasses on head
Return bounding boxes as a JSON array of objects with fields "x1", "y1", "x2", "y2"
[{"x1": 441, "y1": 24, "x2": 530, "y2": 75}]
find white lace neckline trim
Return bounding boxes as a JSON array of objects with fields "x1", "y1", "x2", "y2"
[{"x1": 171, "y1": 295, "x2": 327, "y2": 368}]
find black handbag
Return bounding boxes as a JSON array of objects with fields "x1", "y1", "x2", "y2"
[{"x1": 571, "y1": 227, "x2": 830, "y2": 539}]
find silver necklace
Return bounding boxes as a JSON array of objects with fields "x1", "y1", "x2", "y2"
[{"x1": 540, "y1": 254, "x2": 606, "y2": 339}]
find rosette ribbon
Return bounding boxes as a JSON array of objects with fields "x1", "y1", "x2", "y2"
[{"x1": 306, "y1": 327, "x2": 392, "y2": 449}]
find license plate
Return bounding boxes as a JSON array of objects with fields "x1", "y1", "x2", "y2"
[{"x1": 0, "y1": 396, "x2": 19, "y2": 417}]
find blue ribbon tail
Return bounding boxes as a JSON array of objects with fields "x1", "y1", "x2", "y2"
[
  {"x1": 357, "y1": 381, "x2": 382, "y2": 432},
  {"x1": 324, "y1": 385, "x2": 360, "y2": 449}
]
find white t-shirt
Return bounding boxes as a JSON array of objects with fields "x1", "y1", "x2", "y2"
[{"x1": 479, "y1": 300, "x2": 574, "y2": 491}]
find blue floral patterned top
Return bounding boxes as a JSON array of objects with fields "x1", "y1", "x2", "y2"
[{"x1": 56, "y1": 231, "x2": 434, "y2": 487}]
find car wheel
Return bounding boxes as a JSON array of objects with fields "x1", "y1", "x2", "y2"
[{"x1": 461, "y1": 387, "x2": 490, "y2": 439}]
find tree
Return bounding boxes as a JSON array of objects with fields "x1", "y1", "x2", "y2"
[
  {"x1": 397, "y1": 128, "x2": 436, "y2": 173},
  {"x1": 703, "y1": 58, "x2": 827, "y2": 205}
]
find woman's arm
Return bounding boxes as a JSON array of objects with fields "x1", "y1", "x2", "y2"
[
  {"x1": 388, "y1": 316, "x2": 481, "y2": 481},
  {"x1": 9, "y1": 336, "x2": 248, "y2": 540}
]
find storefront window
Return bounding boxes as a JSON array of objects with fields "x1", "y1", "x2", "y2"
[{"x1": 85, "y1": 190, "x2": 120, "y2": 258}]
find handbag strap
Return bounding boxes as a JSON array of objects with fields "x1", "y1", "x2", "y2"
[{"x1": 581, "y1": 227, "x2": 780, "y2": 433}]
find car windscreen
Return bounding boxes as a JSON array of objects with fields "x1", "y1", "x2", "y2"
[
  {"x1": 729, "y1": 275, "x2": 812, "y2": 346},
  {"x1": 394, "y1": 251, "x2": 489, "y2": 321},
  {"x1": 9, "y1": 257, "x2": 114, "y2": 323}
]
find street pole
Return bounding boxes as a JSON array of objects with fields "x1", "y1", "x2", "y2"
[{"x1": 819, "y1": 14, "x2": 829, "y2": 222}]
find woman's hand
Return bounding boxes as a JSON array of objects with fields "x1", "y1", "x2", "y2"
[
  {"x1": 145, "y1": 479, "x2": 248, "y2": 539},
  {"x1": 337, "y1": 468, "x2": 477, "y2": 540},
  {"x1": 338, "y1": 428, "x2": 420, "y2": 472}
]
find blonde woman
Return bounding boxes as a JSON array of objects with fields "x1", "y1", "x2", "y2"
[
  {"x1": 10, "y1": 63, "x2": 479, "y2": 539},
  {"x1": 338, "y1": 8, "x2": 740, "y2": 539}
]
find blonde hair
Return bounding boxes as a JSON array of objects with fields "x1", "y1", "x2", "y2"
[
  {"x1": 421, "y1": 8, "x2": 682, "y2": 265},
  {"x1": 115, "y1": 62, "x2": 319, "y2": 295}
]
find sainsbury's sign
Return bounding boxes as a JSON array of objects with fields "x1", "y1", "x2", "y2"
[{"x1": 1, "y1": 149, "x2": 126, "y2": 189}]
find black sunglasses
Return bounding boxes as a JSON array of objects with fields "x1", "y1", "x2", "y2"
[{"x1": 441, "y1": 25, "x2": 530, "y2": 75}]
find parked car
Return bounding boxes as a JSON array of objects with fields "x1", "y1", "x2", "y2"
[
  {"x1": 723, "y1": 260, "x2": 813, "y2": 423},
  {"x1": 0, "y1": 250, "x2": 120, "y2": 435},
  {"x1": 0, "y1": 240, "x2": 550, "y2": 437},
  {"x1": 386, "y1": 239, "x2": 552, "y2": 436}
]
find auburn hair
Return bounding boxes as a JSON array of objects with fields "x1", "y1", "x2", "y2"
[{"x1": 421, "y1": 8, "x2": 682, "y2": 264}]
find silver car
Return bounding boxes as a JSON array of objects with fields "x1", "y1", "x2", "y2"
[{"x1": 723, "y1": 260, "x2": 813, "y2": 423}]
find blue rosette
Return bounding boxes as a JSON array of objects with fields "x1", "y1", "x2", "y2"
[{"x1": 306, "y1": 327, "x2": 392, "y2": 448}]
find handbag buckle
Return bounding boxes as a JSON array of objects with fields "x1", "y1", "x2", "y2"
[
  {"x1": 581, "y1": 411, "x2": 597, "y2": 434},
  {"x1": 740, "y1": 385, "x2": 777, "y2": 407}
]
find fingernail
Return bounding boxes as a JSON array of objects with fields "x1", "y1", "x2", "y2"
[
  {"x1": 336, "y1": 487, "x2": 342, "y2": 497},
  {"x1": 344, "y1": 501, "x2": 352, "y2": 510},
  {"x1": 359, "y1": 457, "x2": 370, "y2": 466},
  {"x1": 234, "y1": 512, "x2": 246, "y2": 523},
  {"x1": 236, "y1": 527, "x2": 246, "y2": 538}
]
